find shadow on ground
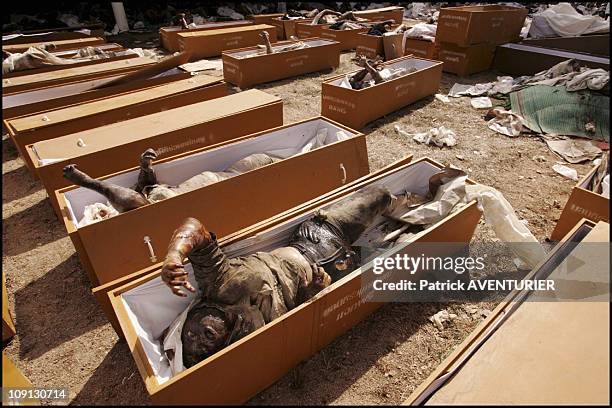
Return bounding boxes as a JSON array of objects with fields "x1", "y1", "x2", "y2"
[
  {"x1": 15, "y1": 254, "x2": 107, "y2": 360},
  {"x1": 71, "y1": 340, "x2": 150, "y2": 405},
  {"x1": 248, "y1": 302, "x2": 441, "y2": 405}
]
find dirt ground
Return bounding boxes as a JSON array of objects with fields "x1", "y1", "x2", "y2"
[{"x1": 2, "y1": 31, "x2": 595, "y2": 405}]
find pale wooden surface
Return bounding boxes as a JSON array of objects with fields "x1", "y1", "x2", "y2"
[
  {"x1": 427, "y1": 222, "x2": 610, "y2": 405},
  {"x1": 8, "y1": 74, "x2": 221, "y2": 132},
  {"x1": 177, "y1": 24, "x2": 275, "y2": 38},
  {"x1": 31, "y1": 90, "x2": 280, "y2": 160},
  {"x1": 2, "y1": 57, "x2": 155, "y2": 89}
]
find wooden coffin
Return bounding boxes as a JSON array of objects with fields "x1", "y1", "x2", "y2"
[
  {"x1": 551, "y1": 164, "x2": 609, "y2": 241},
  {"x1": 321, "y1": 56, "x2": 443, "y2": 129},
  {"x1": 222, "y1": 38, "x2": 340, "y2": 88},
  {"x1": 104, "y1": 157, "x2": 480, "y2": 405},
  {"x1": 2, "y1": 57, "x2": 156, "y2": 94},
  {"x1": 58, "y1": 117, "x2": 369, "y2": 287},
  {"x1": 404, "y1": 219, "x2": 609, "y2": 405},
  {"x1": 27, "y1": 90, "x2": 283, "y2": 217},
  {"x1": 159, "y1": 21, "x2": 254, "y2": 52},
  {"x1": 177, "y1": 24, "x2": 277, "y2": 60},
  {"x1": 5, "y1": 74, "x2": 227, "y2": 172}
]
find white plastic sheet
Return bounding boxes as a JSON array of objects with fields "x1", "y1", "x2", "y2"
[
  {"x1": 465, "y1": 184, "x2": 547, "y2": 270},
  {"x1": 552, "y1": 164, "x2": 579, "y2": 181},
  {"x1": 529, "y1": 2, "x2": 610, "y2": 38}
]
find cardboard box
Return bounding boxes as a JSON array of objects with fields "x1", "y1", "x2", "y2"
[
  {"x1": 355, "y1": 31, "x2": 403, "y2": 59},
  {"x1": 2, "y1": 72, "x2": 192, "y2": 135},
  {"x1": 2, "y1": 271, "x2": 15, "y2": 342},
  {"x1": 404, "y1": 219, "x2": 609, "y2": 405},
  {"x1": 550, "y1": 165, "x2": 609, "y2": 241},
  {"x1": 28, "y1": 89, "x2": 283, "y2": 218},
  {"x1": 493, "y1": 43, "x2": 610, "y2": 76},
  {"x1": 404, "y1": 38, "x2": 437, "y2": 59},
  {"x1": 103, "y1": 157, "x2": 480, "y2": 404},
  {"x1": 436, "y1": 5, "x2": 528, "y2": 47},
  {"x1": 5, "y1": 75, "x2": 227, "y2": 172},
  {"x1": 295, "y1": 22, "x2": 328, "y2": 39},
  {"x1": 222, "y1": 38, "x2": 340, "y2": 88},
  {"x1": 353, "y1": 6, "x2": 405, "y2": 24},
  {"x1": 321, "y1": 56, "x2": 443, "y2": 129},
  {"x1": 320, "y1": 26, "x2": 369, "y2": 51},
  {"x1": 270, "y1": 18, "x2": 312, "y2": 40},
  {"x1": 159, "y1": 21, "x2": 254, "y2": 52},
  {"x1": 2, "y1": 36, "x2": 106, "y2": 53},
  {"x1": 177, "y1": 24, "x2": 277, "y2": 60},
  {"x1": 437, "y1": 42, "x2": 496, "y2": 76},
  {"x1": 58, "y1": 117, "x2": 369, "y2": 288},
  {"x1": 2, "y1": 57, "x2": 156, "y2": 95}
]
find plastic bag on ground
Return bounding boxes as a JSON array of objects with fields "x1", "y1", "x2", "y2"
[
  {"x1": 486, "y1": 108, "x2": 526, "y2": 137},
  {"x1": 552, "y1": 164, "x2": 579, "y2": 180},
  {"x1": 396, "y1": 125, "x2": 457, "y2": 148},
  {"x1": 471, "y1": 97, "x2": 492, "y2": 109}
]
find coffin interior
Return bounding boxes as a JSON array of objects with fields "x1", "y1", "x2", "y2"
[
  {"x1": 226, "y1": 38, "x2": 336, "y2": 59},
  {"x1": 120, "y1": 160, "x2": 443, "y2": 384},
  {"x1": 63, "y1": 119, "x2": 358, "y2": 226},
  {"x1": 329, "y1": 57, "x2": 438, "y2": 87}
]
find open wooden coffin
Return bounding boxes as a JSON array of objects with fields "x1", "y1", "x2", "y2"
[
  {"x1": 5, "y1": 74, "x2": 227, "y2": 173},
  {"x1": 26, "y1": 89, "x2": 283, "y2": 218},
  {"x1": 58, "y1": 117, "x2": 369, "y2": 287},
  {"x1": 222, "y1": 38, "x2": 340, "y2": 88},
  {"x1": 103, "y1": 157, "x2": 481, "y2": 405},
  {"x1": 321, "y1": 56, "x2": 442, "y2": 129}
]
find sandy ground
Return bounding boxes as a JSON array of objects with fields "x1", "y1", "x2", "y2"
[{"x1": 2, "y1": 32, "x2": 595, "y2": 405}]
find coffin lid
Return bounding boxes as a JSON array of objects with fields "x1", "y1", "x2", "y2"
[
  {"x1": 7, "y1": 74, "x2": 222, "y2": 133},
  {"x1": 30, "y1": 89, "x2": 280, "y2": 163},
  {"x1": 177, "y1": 24, "x2": 275, "y2": 38}
]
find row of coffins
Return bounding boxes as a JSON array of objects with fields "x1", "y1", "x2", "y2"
[
  {"x1": 3, "y1": 12, "x2": 608, "y2": 405},
  {"x1": 2, "y1": 25, "x2": 464, "y2": 405}
]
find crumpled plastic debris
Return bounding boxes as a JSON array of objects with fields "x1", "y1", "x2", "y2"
[
  {"x1": 485, "y1": 107, "x2": 527, "y2": 138},
  {"x1": 529, "y1": 2, "x2": 610, "y2": 39},
  {"x1": 396, "y1": 125, "x2": 457, "y2": 148},
  {"x1": 552, "y1": 164, "x2": 579, "y2": 181},
  {"x1": 470, "y1": 96, "x2": 492, "y2": 109},
  {"x1": 434, "y1": 93, "x2": 450, "y2": 103},
  {"x1": 430, "y1": 310, "x2": 457, "y2": 330},
  {"x1": 518, "y1": 59, "x2": 610, "y2": 92},
  {"x1": 217, "y1": 6, "x2": 244, "y2": 20},
  {"x1": 465, "y1": 184, "x2": 547, "y2": 270},
  {"x1": 544, "y1": 137, "x2": 602, "y2": 163}
]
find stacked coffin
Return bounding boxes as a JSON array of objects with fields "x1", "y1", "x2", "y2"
[{"x1": 435, "y1": 5, "x2": 528, "y2": 76}]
